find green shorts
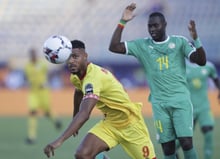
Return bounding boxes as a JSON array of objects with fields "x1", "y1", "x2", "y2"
[
  {"x1": 194, "y1": 108, "x2": 214, "y2": 127},
  {"x1": 152, "y1": 100, "x2": 194, "y2": 143},
  {"x1": 89, "y1": 117, "x2": 156, "y2": 159}
]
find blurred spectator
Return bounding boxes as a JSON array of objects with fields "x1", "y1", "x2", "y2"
[
  {"x1": 0, "y1": 62, "x2": 8, "y2": 88},
  {"x1": 2, "y1": 61, "x2": 25, "y2": 90},
  {"x1": 4, "y1": 69, "x2": 25, "y2": 90}
]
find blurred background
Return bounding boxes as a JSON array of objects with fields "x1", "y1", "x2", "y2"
[
  {"x1": 0, "y1": 0, "x2": 220, "y2": 91},
  {"x1": 0, "y1": 0, "x2": 220, "y2": 159}
]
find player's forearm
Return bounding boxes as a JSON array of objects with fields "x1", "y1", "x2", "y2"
[{"x1": 58, "y1": 112, "x2": 89, "y2": 142}]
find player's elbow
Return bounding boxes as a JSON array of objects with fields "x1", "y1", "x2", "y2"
[
  {"x1": 190, "y1": 52, "x2": 206, "y2": 66},
  {"x1": 198, "y1": 60, "x2": 206, "y2": 66},
  {"x1": 196, "y1": 57, "x2": 206, "y2": 66},
  {"x1": 192, "y1": 59, "x2": 206, "y2": 66},
  {"x1": 108, "y1": 44, "x2": 126, "y2": 54},
  {"x1": 109, "y1": 43, "x2": 117, "y2": 52}
]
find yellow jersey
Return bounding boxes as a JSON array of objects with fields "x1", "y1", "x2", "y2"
[
  {"x1": 70, "y1": 63, "x2": 142, "y2": 127},
  {"x1": 24, "y1": 60, "x2": 48, "y2": 90}
]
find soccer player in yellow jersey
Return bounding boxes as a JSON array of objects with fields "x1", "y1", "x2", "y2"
[
  {"x1": 43, "y1": 40, "x2": 157, "y2": 159},
  {"x1": 24, "y1": 48, "x2": 62, "y2": 144}
]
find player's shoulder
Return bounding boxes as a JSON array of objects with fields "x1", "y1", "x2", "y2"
[
  {"x1": 87, "y1": 63, "x2": 101, "y2": 73},
  {"x1": 129, "y1": 37, "x2": 151, "y2": 43},
  {"x1": 205, "y1": 61, "x2": 215, "y2": 69},
  {"x1": 87, "y1": 63, "x2": 114, "y2": 82},
  {"x1": 170, "y1": 35, "x2": 189, "y2": 41},
  {"x1": 88, "y1": 63, "x2": 109, "y2": 73},
  {"x1": 85, "y1": 63, "x2": 102, "y2": 79},
  {"x1": 169, "y1": 35, "x2": 191, "y2": 47},
  {"x1": 141, "y1": 37, "x2": 152, "y2": 43},
  {"x1": 25, "y1": 61, "x2": 34, "y2": 70},
  {"x1": 39, "y1": 59, "x2": 48, "y2": 65}
]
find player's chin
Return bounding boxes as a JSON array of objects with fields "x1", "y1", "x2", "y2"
[
  {"x1": 151, "y1": 35, "x2": 159, "y2": 41},
  {"x1": 150, "y1": 33, "x2": 161, "y2": 41},
  {"x1": 70, "y1": 69, "x2": 78, "y2": 74}
]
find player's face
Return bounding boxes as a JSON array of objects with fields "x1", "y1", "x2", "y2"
[
  {"x1": 148, "y1": 16, "x2": 166, "y2": 41},
  {"x1": 66, "y1": 48, "x2": 87, "y2": 75}
]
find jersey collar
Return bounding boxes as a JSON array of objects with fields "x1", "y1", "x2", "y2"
[{"x1": 152, "y1": 36, "x2": 170, "y2": 44}]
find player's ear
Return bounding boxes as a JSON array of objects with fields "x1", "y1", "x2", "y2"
[
  {"x1": 84, "y1": 52, "x2": 88, "y2": 58},
  {"x1": 164, "y1": 21, "x2": 167, "y2": 28}
]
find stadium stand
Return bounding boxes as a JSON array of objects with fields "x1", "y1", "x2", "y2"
[{"x1": 0, "y1": 0, "x2": 219, "y2": 88}]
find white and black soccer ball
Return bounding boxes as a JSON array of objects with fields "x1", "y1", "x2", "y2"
[{"x1": 43, "y1": 35, "x2": 72, "y2": 64}]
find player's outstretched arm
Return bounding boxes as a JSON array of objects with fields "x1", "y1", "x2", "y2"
[
  {"x1": 188, "y1": 20, "x2": 206, "y2": 66},
  {"x1": 43, "y1": 98, "x2": 98, "y2": 158},
  {"x1": 109, "y1": 3, "x2": 136, "y2": 54}
]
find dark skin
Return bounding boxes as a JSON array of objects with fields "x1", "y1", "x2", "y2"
[
  {"x1": 109, "y1": 2, "x2": 207, "y2": 156},
  {"x1": 43, "y1": 48, "x2": 109, "y2": 158}
]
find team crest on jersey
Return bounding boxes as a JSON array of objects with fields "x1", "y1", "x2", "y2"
[
  {"x1": 168, "y1": 42, "x2": 175, "y2": 49},
  {"x1": 85, "y1": 83, "x2": 93, "y2": 94},
  {"x1": 201, "y1": 68, "x2": 208, "y2": 75}
]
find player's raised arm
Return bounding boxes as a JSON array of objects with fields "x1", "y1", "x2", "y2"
[
  {"x1": 109, "y1": 3, "x2": 136, "y2": 54},
  {"x1": 188, "y1": 20, "x2": 206, "y2": 66}
]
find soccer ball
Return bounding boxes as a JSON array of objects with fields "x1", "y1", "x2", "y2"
[{"x1": 43, "y1": 35, "x2": 72, "y2": 64}]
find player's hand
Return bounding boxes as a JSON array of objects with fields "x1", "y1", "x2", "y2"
[
  {"x1": 43, "y1": 140, "x2": 62, "y2": 158},
  {"x1": 121, "y1": 3, "x2": 136, "y2": 22},
  {"x1": 188, "y1": 20, "x2": 198, "y2": 40},
  {"x1": 44, "y1": 144, "x2": 55, "y2": 158}
]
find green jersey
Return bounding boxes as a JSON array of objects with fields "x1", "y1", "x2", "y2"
[
  {"x1": 186, "y1": 61, "x2": 218, "y2": 113},
  {"x1": 125, "y1": 36, "x2": 195, "y2": 103}
]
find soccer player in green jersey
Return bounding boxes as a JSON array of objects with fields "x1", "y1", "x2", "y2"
[
  {"x1": 43, "y1": 40, "x2": 157, "y2": 159},
  {"x1": 109, "y1": 3, "x2": 206, "y2": 159},
  {"x1": 176, "y1": 61, "x2": 220, "y2": 159},
  {"x1": 24, "y1": 48, "x2": 62, "y2": 144}
]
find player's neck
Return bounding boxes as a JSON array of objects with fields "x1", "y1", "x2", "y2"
[
  {"x1": 78, "y1": 63, "x2": 88, "y2": 80},
  {"x1": 158, "y1": 34, "x2": 167, "y2": 42}
]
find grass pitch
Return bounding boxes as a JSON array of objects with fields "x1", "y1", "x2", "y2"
[{"x1": 0, "y1": 116, "x2": 219, "y2": 159}]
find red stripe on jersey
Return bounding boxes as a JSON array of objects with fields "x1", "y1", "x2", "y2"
[{"x1": 83, "y1": 94, "x2": 99, "y2": 100}]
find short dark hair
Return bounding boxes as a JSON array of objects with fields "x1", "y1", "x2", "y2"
[
  {"x1": 71, "y1": 40, "x2": 85, "y2": 49},
  {"x1": 149, "y1": 12, "x2": 166, "y2": 23}
]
